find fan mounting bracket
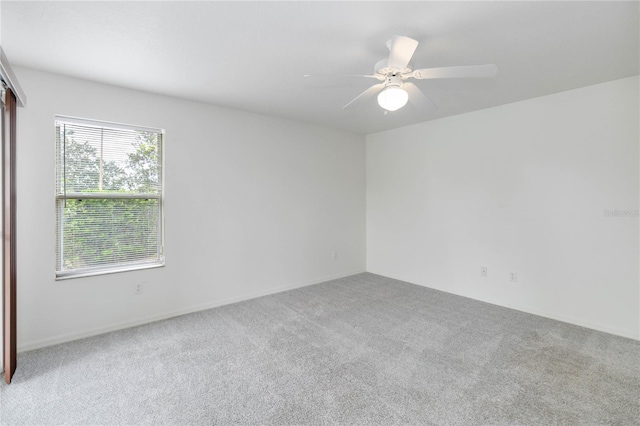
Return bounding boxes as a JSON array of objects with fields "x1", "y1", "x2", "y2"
[{"x1": 383, "y1": 75, "x2": 403, "y2": 88}]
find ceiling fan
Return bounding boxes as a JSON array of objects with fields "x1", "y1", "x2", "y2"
[{"x1": 322, "y1": 35, "x2": 499, "y2": 112}]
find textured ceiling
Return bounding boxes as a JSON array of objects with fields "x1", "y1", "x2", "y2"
[{"x1": 2, "y1": 1, "x2": 639, "y2": 134}]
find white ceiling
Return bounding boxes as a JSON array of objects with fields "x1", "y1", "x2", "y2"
[{"x1": 2, "y1": 1, "x2": 639, "y2": 134}]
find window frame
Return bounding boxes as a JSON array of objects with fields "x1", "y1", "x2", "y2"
[{"x1": 54, "y1": 115, "x2": 165, "y2": 280}]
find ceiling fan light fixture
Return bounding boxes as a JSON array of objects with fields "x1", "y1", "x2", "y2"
[{"x1": 377, "y1": 86, "x2": 408, "y2": 111}]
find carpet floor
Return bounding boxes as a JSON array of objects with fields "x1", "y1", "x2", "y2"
[{"x1": 1, "y1": 273, "x2": 639, "y2": 425}]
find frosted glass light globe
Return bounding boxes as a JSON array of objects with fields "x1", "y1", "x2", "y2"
[{"x1": 377, "y1": 86, "x2": 409, "y2": 111}]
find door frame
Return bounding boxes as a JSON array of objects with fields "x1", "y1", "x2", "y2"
[
  {"x1": 2, "y1": 86, "x2": 17, "y2": 383},
  {"x1": 0, "y1": 46, "x2": 26, "y2": 384}
]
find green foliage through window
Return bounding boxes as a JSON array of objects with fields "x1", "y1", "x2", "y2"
[{"x1": 55, "y1": 118, "x2": 164, "y2": 277}]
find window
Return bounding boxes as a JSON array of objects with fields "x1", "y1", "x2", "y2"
[{"x1": 55, "y1": 116, "x2": 164, "y2": 279}]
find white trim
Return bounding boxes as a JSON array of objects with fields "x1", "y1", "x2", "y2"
[
  {"x1": 18, "y1": 269, "x2": 366, "y2": 352},
  {"x1": 0, "y1": 47, "x2": 26, "y2": 107},
  {"x1": 368, "y1": 270, "x2": 640, "y2": 341},
  {"x1": 56, "y1": 261, "x2": 165, "y2": 281},
  {"x1": 55, "y1": 115, "x2": 163, "y2": 134}
]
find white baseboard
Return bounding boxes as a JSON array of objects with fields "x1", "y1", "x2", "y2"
[
  {"x1": 367, "y1": 270, "x2": 640, "y2": 341},
  {"x1": 18, "y1": 269, "x2": 366, "y2": 353}
]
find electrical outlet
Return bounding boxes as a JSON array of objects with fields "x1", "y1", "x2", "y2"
[
  {"x1": 332, "y1": 251, "x2": 338, "y2": 261},
  {"x1": 134, "y1": 282, "x2": 144, "y2": 295},
  {"x1": 481, "y1": 267, "x2": 488, "y2": 277},
  {"x1": 509, "y1": 272, "x2": 517, "y2": 283}
]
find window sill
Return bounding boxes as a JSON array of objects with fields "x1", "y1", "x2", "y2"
[{"x1": 55, "y1": 261, "x2": 165, "y2": 281}]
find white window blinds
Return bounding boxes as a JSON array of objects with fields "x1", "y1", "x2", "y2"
[{"x1": 55, "y1": 116, "x2": 164, "y2": 279}]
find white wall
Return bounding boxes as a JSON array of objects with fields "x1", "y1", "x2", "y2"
[
  {"x1": 367, "y1": 76, "x2": 640, "y2": 340},
  {"x1": 14, "y1": 67, "x2": 639, "y2": 350},
  {"x1": 15, "y1": 67, "x2": 366, "y2": 351}
]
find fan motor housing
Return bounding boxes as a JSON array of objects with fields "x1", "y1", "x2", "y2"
[{"x1": 374, "y1": 58, "x2": 413, "y2": 78}]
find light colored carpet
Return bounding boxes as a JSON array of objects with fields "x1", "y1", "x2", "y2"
[{"x1": 1, "y1": 273, "x2": 639, "y2": 425}]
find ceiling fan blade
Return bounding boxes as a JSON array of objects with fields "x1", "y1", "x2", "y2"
[
  {"x1": 387, "y1": 36, "x2": 419, "y2": 70},
  {"x1": 412, "y1": 64, "x2": 499, "y2": 79},
  {"x1": 403, "y1": 82, "x2": 437, "y2": 109},
  {"x1": 304, "y1": 74, "x2": 385, "y2": 81},
  {"x1": 343, "y1": 83, "x2": 385, "y2": 110}
]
